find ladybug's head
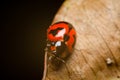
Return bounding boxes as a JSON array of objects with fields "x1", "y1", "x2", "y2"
[
  {"x1": 46, "y1": 40, "x2": 66, "y2": 57},
  {"x1": 46, "y1": 21, "x2": 76, "y2": 59}
]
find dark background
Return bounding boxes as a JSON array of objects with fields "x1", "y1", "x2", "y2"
[{"x1": 2, "y1": 0, "x2": 64, "y2": 80}]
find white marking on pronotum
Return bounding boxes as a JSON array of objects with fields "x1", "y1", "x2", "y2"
[{"x1": 55, "y1": 41, "x2": 61, "y2": 47}]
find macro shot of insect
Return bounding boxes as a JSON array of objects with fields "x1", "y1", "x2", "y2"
[{"x1": 45, "y1": 21, "x2": 76, "y2": 70}]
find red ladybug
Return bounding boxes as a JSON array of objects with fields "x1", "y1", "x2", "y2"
[{"x1": 46, "y1": 21, "x2": 76, "y2": 61}]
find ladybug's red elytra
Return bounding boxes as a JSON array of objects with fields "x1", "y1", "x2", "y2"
[{"x1": 46, "y1": 21, "x2": 76, "y2": 61}]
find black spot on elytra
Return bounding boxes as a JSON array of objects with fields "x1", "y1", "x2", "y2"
[
  {"x1": 49, "y1": 28, "x2": 63, "y2": 36},
  {"x1": 64, "y1": 34, "x2": 70, "y2": 41}
]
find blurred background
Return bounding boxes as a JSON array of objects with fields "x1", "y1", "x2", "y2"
[{"x1": 2, "y1": 0, "x2": 64, "y2": 80}]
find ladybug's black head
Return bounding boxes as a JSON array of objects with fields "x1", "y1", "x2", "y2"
[{"x1": 46, "y1": 40, "x2": 67, "y2": 58}]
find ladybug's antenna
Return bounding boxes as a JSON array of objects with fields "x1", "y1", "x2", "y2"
[{"x1": 42, "y1": 50, "x2": 48, "y2": 80}]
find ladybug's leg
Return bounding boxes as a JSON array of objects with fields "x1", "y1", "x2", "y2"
[{"x1": 48, "y1": 56, "x2": 52, "y2": 61}]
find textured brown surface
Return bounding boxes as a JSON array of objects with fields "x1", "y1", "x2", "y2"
[{"x1": 43, "y1": 0, "x2": 120, "y2": 80}]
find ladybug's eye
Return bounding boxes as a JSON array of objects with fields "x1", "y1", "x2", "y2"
[{"x1": 55, "y1": 41, "x2": 61, "y2": 47}]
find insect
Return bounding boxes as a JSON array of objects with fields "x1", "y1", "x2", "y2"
[{"x1": 46, "y1": 21, "x2": 76, "y2": 69}]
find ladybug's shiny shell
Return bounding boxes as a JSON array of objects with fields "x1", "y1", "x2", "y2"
[{"x1": 46, "y1": 21, "x2": 76, "y2": 60}]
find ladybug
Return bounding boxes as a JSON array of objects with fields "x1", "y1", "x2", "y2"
[{"x1": 45, "y1": 21, "x2": 76, "y2": 69}]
